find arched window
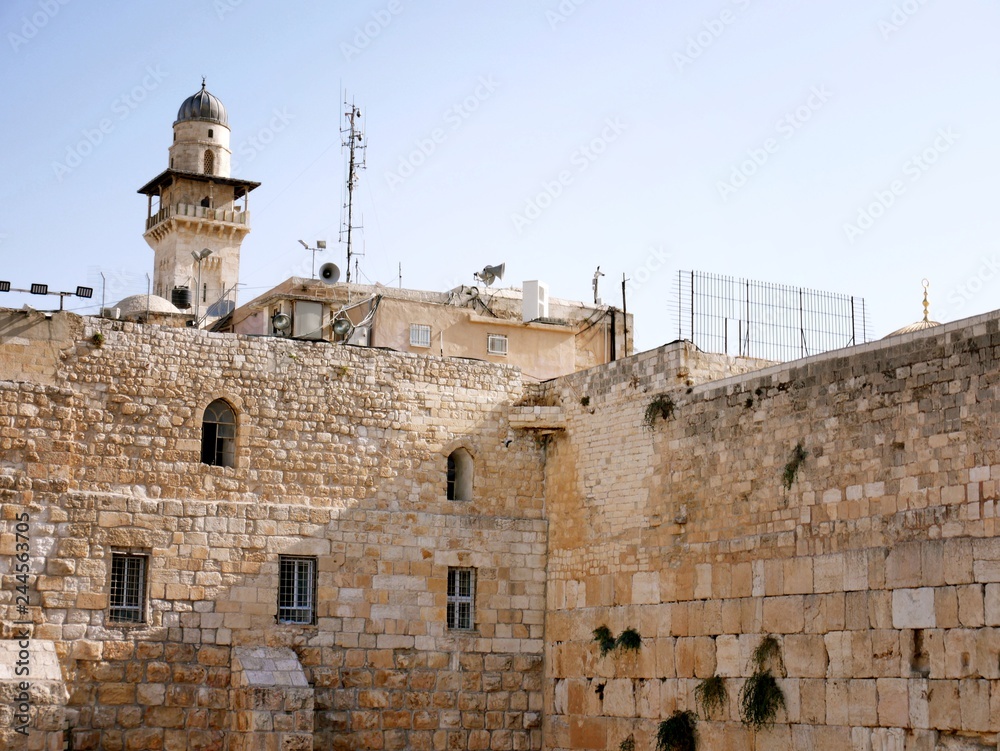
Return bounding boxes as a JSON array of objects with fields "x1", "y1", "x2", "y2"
[
  {"x1": 201, "y1": 399, "x2": 236, "y2": 467},
  {"x1": 203, "y1": 149, "x2": 214, "y2": 175},
  {"x1": 446, "y1": 448, "x2": 473, "y2": 501}
]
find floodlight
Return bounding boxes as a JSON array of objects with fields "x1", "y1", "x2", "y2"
[
  {"x1": 30, "y1": 283, "x2": 48, "y2": 295},
  {"x1": 75, "y1": 286, "x2": 93, "y2": 299},
  {"x1": 0, "y1": 281, "x2": 9, "y2": 292}
]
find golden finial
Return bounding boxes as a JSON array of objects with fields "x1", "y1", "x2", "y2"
[{"x1": 921, "y1": 278, "x2": 930, "y2": 323}]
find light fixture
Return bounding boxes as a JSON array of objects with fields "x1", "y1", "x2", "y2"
[
  {"x1": 0, "y1": 281, "x2": 9, "y2": 292},
  {"x1": 30, "y1": 283, "x2": 48, "y2": 295},
  {"x1": 75, "y1": 286, "x2": 93, "y2": 299}
]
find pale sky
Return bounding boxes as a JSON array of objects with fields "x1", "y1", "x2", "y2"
[{"x1": 2, "y1": 0, "x2": 999, "y2": 353}]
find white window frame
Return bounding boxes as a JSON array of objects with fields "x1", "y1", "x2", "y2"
[
  {"x1": 277, "y1": 556, "x2": 317, "y2": 625},
  {"x1": 487, "y1": 334, "x2": 508, "y2": 356},
  {"x1": 410, "y1": 323, "x2": 432, "y2": 348},
  {"x1": 447, "y1": 567, "x2": 475, "y2": 630}
]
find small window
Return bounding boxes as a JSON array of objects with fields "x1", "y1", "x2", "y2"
[
  {"x1": 109, "y1": 552, "x2": 147, "y2": 624},
  {"x1": 487, "y1": 334, "x2": 508, "y2": 356},
  {"x1": 203, "y1": 149, "x2": 214, "y2": 175},
  {"x1": 200, "y1": 197, "x2": 211, "y2": 208},
  {"x1": 201, "y1": 399, "x2": 236, "y2": 467},
  {"x1": 447, "y1": 448, "x2": 473, "y2": 501},
  {"x1": 410, "y1": 323, "x2": 431, "y2": 348},
  {"x1": 208, "y1": 128, "x2": 214, "y2": 138},
  {"x1": 278, "y1": 556, "x2": 316, "y2": 624},
  {"x1": 447, "y1": 567, "x2": 475, "y2": 630}
]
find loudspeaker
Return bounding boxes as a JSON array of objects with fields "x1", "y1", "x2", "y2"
[{"x1": 319, "y1": 263, "x2": 341, "y2": 284}]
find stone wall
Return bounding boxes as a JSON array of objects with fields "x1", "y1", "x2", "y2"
[
  {"x1": 0, "y1": 311, "x2": 547, "y2": 750},
  {"x1": 541, "y1": 318, "x2": 1000, "y2": 750}
]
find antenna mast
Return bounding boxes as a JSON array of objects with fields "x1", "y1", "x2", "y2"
[{"x1": 340, "y1": 95, "x2": 366, "y2": 284}]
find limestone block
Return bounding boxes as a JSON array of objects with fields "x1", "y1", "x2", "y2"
[
  {"x1": 908, "y1": 678, "x2": 929, "y2": 729},
  {"x1": 891, "y1": 588, "x2": 935, "y2": 629},
  {"x1": 870, "y1": 727, "x2": 905, "y2": 751},
  {"x1": 926, "y1": 679, "x2": 959, "y2": 731},
  {"x1": 956, "y1": 583, "x2": 985, "y2": 626},
  {"x1": 632, "y1": 572, "x2": 659, "y2": 605},
  {"x1": 848, "y1": 679, "x2": 877, "y2": 727},
  {"x1": 714, "y1": 635, "x2": 740, "y2": 677},
  {"x1": 934, "y1": 587, "x2": 959, "y2": 628},
  {"x1": 958, "y1": 679, "x2": 990, "y2": 732},
  {"x1": 943, "y1": 629, "x2": 977, "y2": 678},
  {"x1": 974, "y1": 627, "x2": 1000, "y2": 679},
  {"x1": 985, "y1": 583, "x2": 1000, "y2": 626},
  {"x1": 886, "y1": 543, "x2": 922, "y2": 588},
  {"x1": 782, "y1": 634, "x2": 827, "y2": 678},
  {"x1": 876, "y1": 677, "x2": 908, "y2": 727},
  {"x1": 762, "y1": 596, "x2": 804, "y2": 634},
  {"x1": 825, "y1": 679, "x2": 849, "y2": 725}
]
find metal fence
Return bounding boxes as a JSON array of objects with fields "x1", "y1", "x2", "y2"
[{"x1": 676, "y1": 270, "x2": 870, "y2": 362}]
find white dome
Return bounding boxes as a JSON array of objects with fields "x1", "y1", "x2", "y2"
[{"x1": 115, "y1": 294, "x2": 182, "y2": 316}]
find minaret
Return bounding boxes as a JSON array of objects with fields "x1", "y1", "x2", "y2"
[{"x1": 137, "y1": 80, "x2": 259, "y2": 323}]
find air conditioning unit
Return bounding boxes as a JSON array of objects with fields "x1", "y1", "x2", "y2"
[
  {"x1": 522, "y1": 280, "x2": 549, "y2": 322},
  {"x1": 101, "y1": 307, "x2": 121, "y2": 320}
]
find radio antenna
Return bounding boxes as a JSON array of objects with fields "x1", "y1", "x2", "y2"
[{"x1": 340, "y1": 94, "x2": 367, "y2": 284}]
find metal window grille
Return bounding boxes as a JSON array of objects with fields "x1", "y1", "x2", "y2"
[
  {"x1": 109, "y1": 553, "x2": 146, "y2": 624},
  {"x1": 447, "y1": 567, "x2": 474, "y2": 630},
  {"x1": 410, "y1": 323, "x2": 432, "y2": 348},
  {"x1": 446, "y1": 453, "x2": 457, "y2": 500},
  {"x1": 487, "y1": 334, "x2": 508, "y2": 356},
  {"x1": 278, "y1": 556, "x2": 316, "y2": 624},
  {"x1": 201, "y1": 399, "x2": 236, "y2": 467}
]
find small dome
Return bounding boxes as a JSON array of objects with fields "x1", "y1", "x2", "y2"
[
  {"x1": 175, "y1": 80, "x2": 228, "y2": 126},
  {"x1": 884, "y1": 319, "x2": 941, "y2": 338},
  {"x1": 115, "y1": 294, "x2": 182, "y2": 316}
]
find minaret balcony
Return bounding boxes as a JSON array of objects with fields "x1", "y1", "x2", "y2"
[{"x1": 145, "y1": 203, "x2": 251, "y2": 232}]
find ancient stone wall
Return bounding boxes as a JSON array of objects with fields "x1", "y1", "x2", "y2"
[
  {"x1": 541, "y1": 317, "x2": 1000, "y2": 750},
  {"x1": 0, "y1": 311, "x2": 547, "y2": 750}
]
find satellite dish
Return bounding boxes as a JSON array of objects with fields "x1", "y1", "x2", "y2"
[
  {"x1": 272, "y1": 312, "x2": 292, "y2": 333},
  {"x1": 332, "y1": 318, "x2": 353, "y2": 337},
  {"x1": 319, "y1": 263, "x2": 341, "y2": 284},
  {"x1": 475, "y1": 262, "x2": 505, "y2": 287}
]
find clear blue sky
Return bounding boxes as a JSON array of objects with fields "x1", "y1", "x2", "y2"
[{"x1": 2, "y1": 0, "x2": 998, "y2": 352}]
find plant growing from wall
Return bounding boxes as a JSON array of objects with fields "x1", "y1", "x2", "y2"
[
  {"x1": 615, "y1": 627, "x2": 642, "y2": 653},
  {"x1": 580, "y1": 395, "x2": 590, "y2": 407},
  {"x1": 655, "y1": 709, "x2": 697, "y2": 751},
  {"x1": 739, "y1": 634, "x2": 786, "y2": 733},
  {"x1": 90, "y1": 332, "x2": 105, "y2": 347},
  {"x1": 643, "y1": 394, "x2": 675, "y2": 429},
  {"x1": 695, "y1": 674, "x2": 728, "y2": 719},
  {"x1": 781, "y1": 442, "x2": 807, "y2": 490},
  {"x1": 592, "y1": 625, "x2": 616, "y2": 657},
  {"x1": 738, "y1": 671, "x2": 786, "y2": 731},
  {"x1": 618, "y1": 733, "x2": 635, "y2": 751}
]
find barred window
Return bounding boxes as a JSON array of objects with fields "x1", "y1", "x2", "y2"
[
  {"x1": 278, "y1": 556, "x2": 316, "y2": 624},
  {"x1": 447, "y1": 567, "x2": 475, "y2": 630},
  {"x1": 109, "y1": 552, "x2": 147, "y2": 624},
  {"x1": 201, "y1": 399, "x2": 236, "y2": 467},
  {"x1": 410, "y1": 323, "x2": 432, "y2": 348},
  {"x1": 487, "y1": 334, "x2": 508, "y2": 356},
  {"x1": 204, "y1": 149, "x2": 215, "y2": 175}
]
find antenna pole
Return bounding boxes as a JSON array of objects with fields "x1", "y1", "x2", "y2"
[{"x1": 340, "y1": 96, "x2": 367, "y2": 284}]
